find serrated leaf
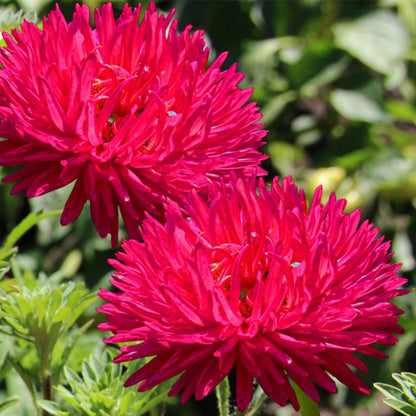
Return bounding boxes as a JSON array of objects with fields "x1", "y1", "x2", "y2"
[
  {"x1": 63, "y1": 366, "x2": 83, "y2": 392},
  {"x1": 88, "y1": 354, "x2": 103, "y2": 382},
  {"x1": 81, "y1": 360, "x2": 96, "y2": 390},
  {"x1": 55, "y1": 348, "x2": 174, "y2": 416},
  {"x1": 63, "y1": 292, "x2": 96, "y2": 331},
  {"x1": 55, "y1": 385, "x2": 79, "y2": 407}
]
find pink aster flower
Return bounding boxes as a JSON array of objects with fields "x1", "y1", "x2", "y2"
[
  {"x1": 0, "y1": 2, "x2": 266, "y2": 246},
  {"x1": 98, "y1": 175, "x2": 408, "y2": 411}
]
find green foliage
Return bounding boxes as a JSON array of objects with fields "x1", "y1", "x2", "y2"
[
  {"x1": 39, "y1": 349, "x2": 175, "y2": 416},
  {"x1": 375, "y1": 372, "x2": 416, "y2": 416},
  {"x1": 0, "y1": 275, "x2": 96, "y2": 376},
  {"x1": 0, "y1": 270, "x2": 96, "y2": 414},
  {"x1": 0, "y1": 210, "x2": 61, "y2": 279},
  {"x1": 235, "y1": 0, "x2": 416, "y2": 215},
  {"x1": 0, "y1": 213, "x2": 100, "y2": 415},
  {"x1": 333, "y1": 9, "x2": 409, "y2": 74},
  {"x1": 0, "y1": 397, "x2": 19, "y2": 415}
]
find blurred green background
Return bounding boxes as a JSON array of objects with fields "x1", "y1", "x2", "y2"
[{"x1": 0, "y1": 0, "x2": 416, "y2": 415}]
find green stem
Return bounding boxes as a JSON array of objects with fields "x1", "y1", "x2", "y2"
[
  {"x1": 292, "y1": 382, "x2": 321, "y2": 416},
  {"x1": 7, "y1": 356, "x2": 40, "y2": 416},
  {"x1": 41, "y1": 372, "x2": 51, "y2": 416},
  {"x1": 39, "y1": 341, "x2": 52, "y2": 416},
  {"x1": 247, "y1": 387, "x2": 268, "y2": 416},
  {"x1": 215, "y1": 377, "x2": 230, "y2": 416}
]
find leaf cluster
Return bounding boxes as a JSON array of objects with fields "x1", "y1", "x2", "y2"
[
  {"x1": 39, "y1": 349, "x2": 175, "y2": 416},
  {"x1": 375, "y1": 372, "x2": 416, "y2": 416}
]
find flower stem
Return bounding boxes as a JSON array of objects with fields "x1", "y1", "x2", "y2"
[
  {"x1": 41, "y1": 371, "x2": 52, "y2": 416},
  {"x1": 292, "y1": 382, "x2": 321, "y2": 416},
  {"x1": 247, "y1": 387, "x2": 268, "y2": 416},
  {"x1": 215, "y1": 376, "x2": 231, "y2": 416}
]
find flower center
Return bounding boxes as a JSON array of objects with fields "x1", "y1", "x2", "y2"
[{"x1": 210, "y1": 245, "x2": 260, "y2": 318}]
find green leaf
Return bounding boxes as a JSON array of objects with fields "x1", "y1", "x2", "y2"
[
  {"x1": 288, "y1": 41, "x2": 348, "y2": 89},
  {"x1": 385, "y1": 99, "x2": 416, "y2": 123},
  {"x1": 375, "y1": 382, "x2": 407, "y2": 401},
  {"x1": 1, "y1": 316, "x2": 29, "y2": 335},
  {"x1": 393, "y1": 373, "x2": 416, "y2": 405},
  {"x1": 38, "y1": 400, "x2": 63, "y2": 415},
  {"x1": 50, "y1": 250, "x2": 83, "y2": 281},
  {"x1": 330, "y1": 89, "x2": 390, "y2": 123},
  {"x1": 62, "y1": 291, "x2": 96, "y2": 331},
  {"x1": 54, "y1": 306, "x2": 72, "y2": 323},
  {"x1": 0, "y1": 247, "x2": 17, "y2": 262},
  {"x1": 291, "y1": 380, "x2": 320, "y2": 416},
  {"x1": 383, "y1": 399, "x2": 416, "y2": 416},
  {"x1": 268, "y1": 141, "x2": 306, "y2": 177},
  {"x1": 333, "y1": 9, "x2": 409, "y2": 74},
  {"x1": 63, "y1": 366, "x2": 83, "y2": 392},
  {"x1": 55, "y1": 385, "x2": 80, "y2": 410},
  {"x1": 261, "y1": 90, "x2": 297, "y2": 125},
  {"x1": 2, "y1": 210, "x2": 61, "y2": 252},
  {"x1": 0, "y1": 396, "x2": 19, "y2": 414},
  {"x1": 375, "y1": 372, "x2": 416, "y2": 416},
  {"x1": 54, "y1": 348, "x2": 175, "y2": 416}
]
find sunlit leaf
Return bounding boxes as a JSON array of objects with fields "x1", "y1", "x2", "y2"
[
  {"x1": 333, "y1": 9, "x2": 409, "y2": 74},
  {"x1": 375, "y1": 372, "x2": 416, "y2": 416},
  {"x1": 331, "y1": 89, "x2": 390, "y2": 123}
]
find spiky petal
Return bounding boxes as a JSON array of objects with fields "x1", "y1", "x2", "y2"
[
  {"x1": 0, "y1": 2, "x2": 266, "y2": 246},
  {"x1": 98, "y1": 175, "x2": 408, "y2": 410}
]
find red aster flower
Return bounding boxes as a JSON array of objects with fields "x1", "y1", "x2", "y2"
[
  {"x1": 0, "y1": 2, "x2": 266, "y2": 246},
  {"x1": 98, "y1": 176, "x2": 408, "y2": 411}
]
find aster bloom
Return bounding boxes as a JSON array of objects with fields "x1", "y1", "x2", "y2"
[
  {"x1": 0, "y1": 2, "x2": 266, "y2": 246},
  {"x1": 98, "y1": 175, "x2": 408, "y2": 411}
]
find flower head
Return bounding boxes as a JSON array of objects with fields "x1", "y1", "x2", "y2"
[
  {"x1": 98, "y1": 175, "x2": 408, "y2": 411},
  {"x1": 0, "y1": 2, "x2": 266, "y2": 246}
]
